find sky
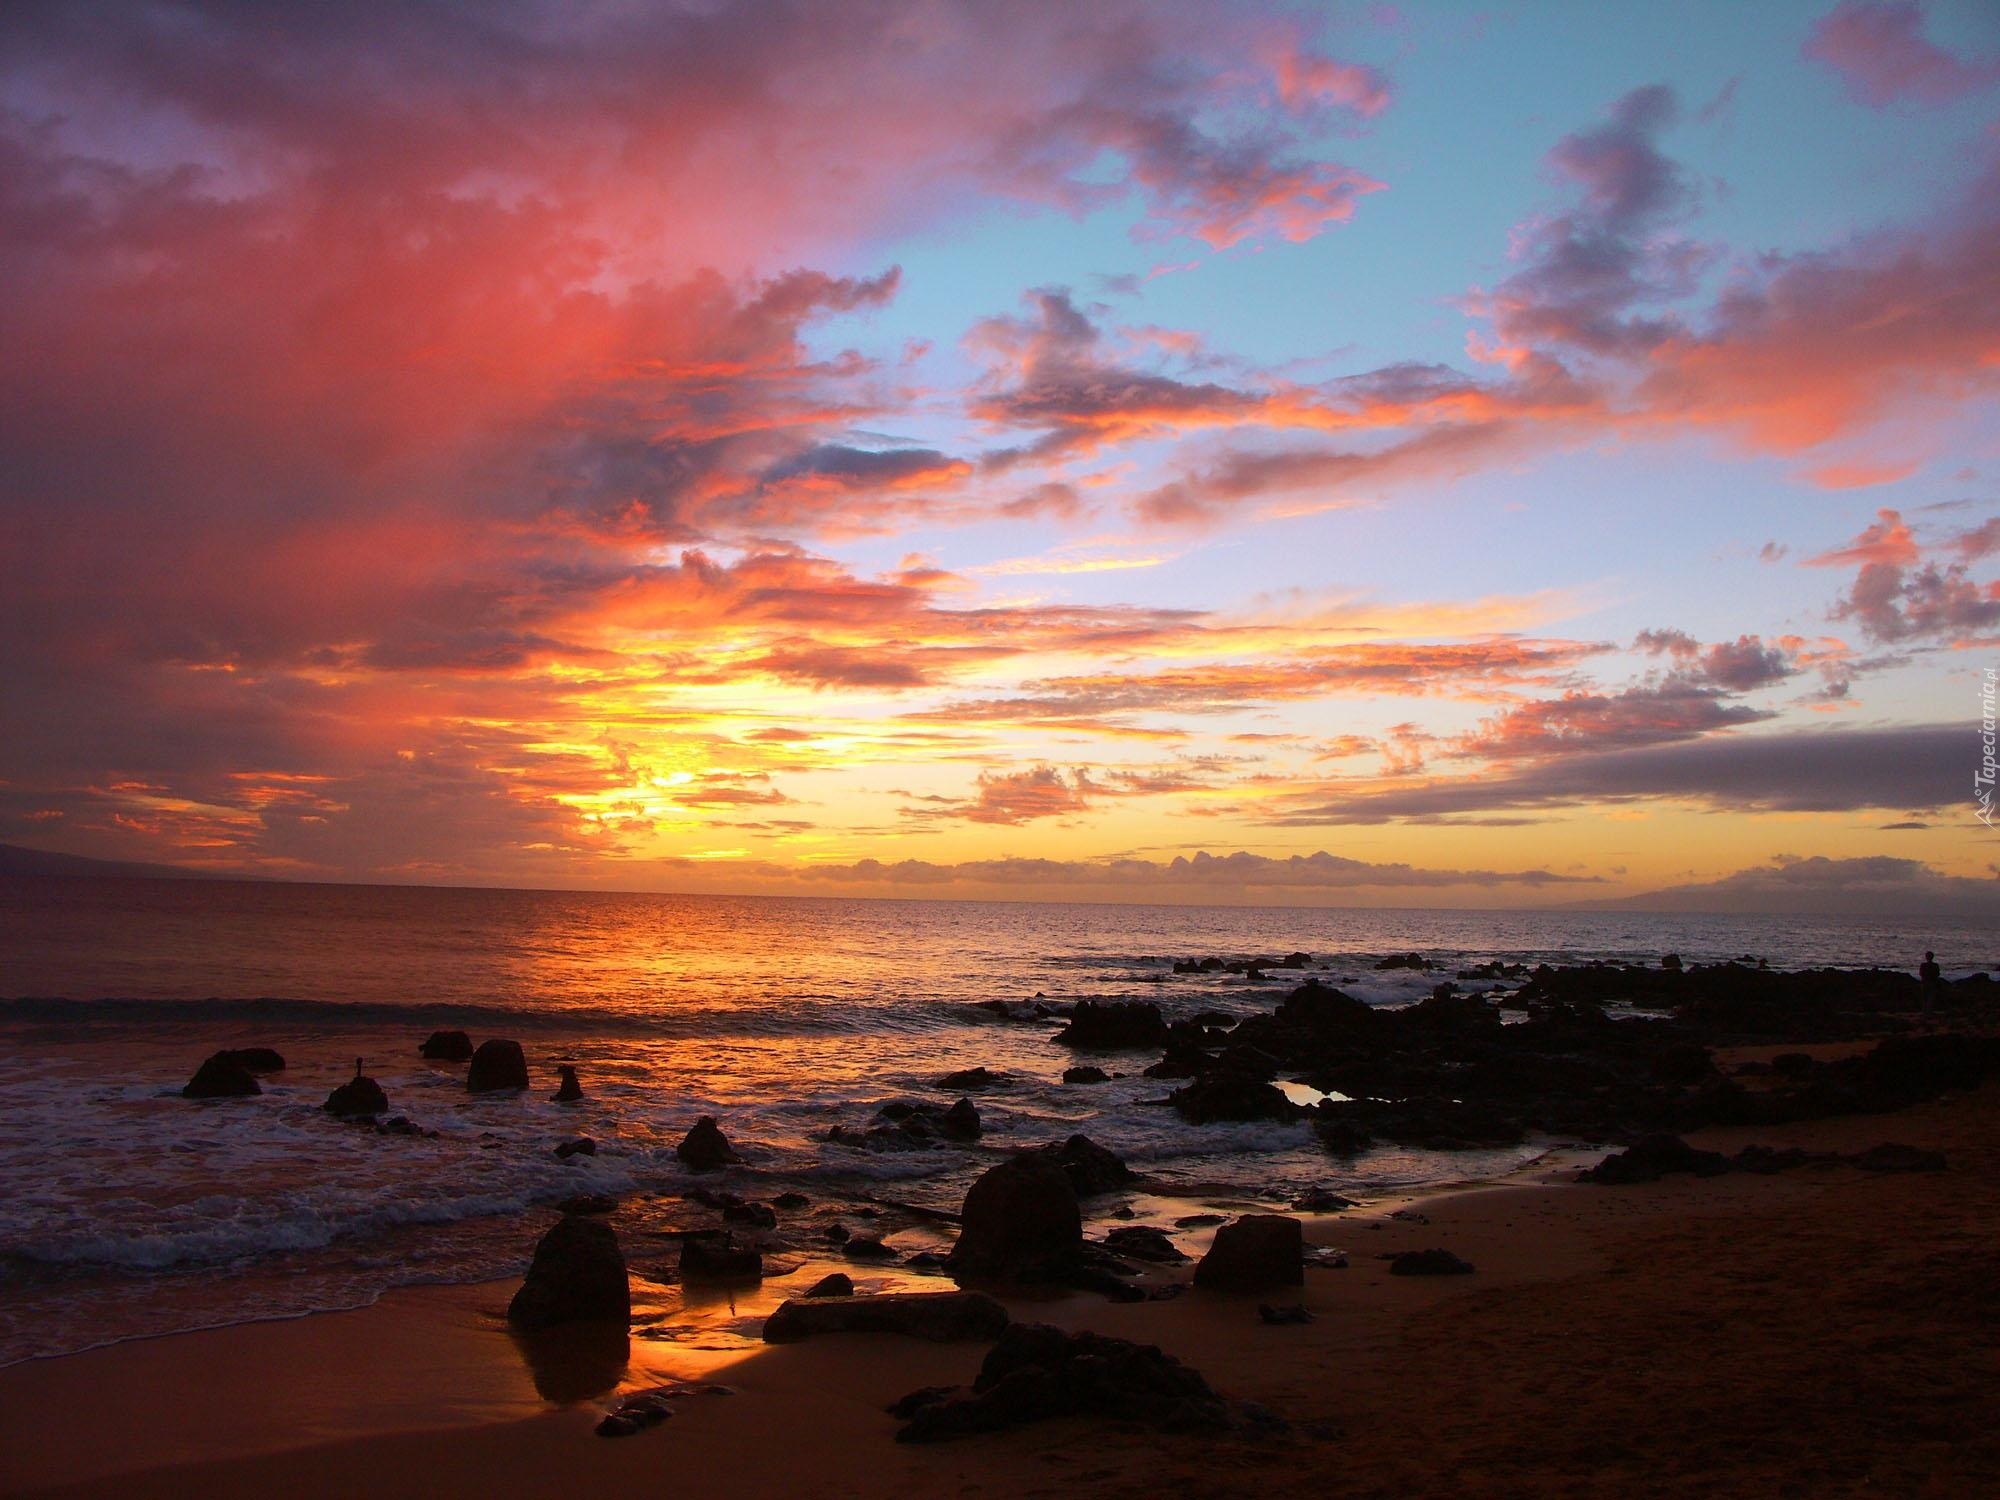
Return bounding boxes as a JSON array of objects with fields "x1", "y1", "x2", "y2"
[{"x1": 1, "y1": 0, "x2": 1998, "y2": 913}]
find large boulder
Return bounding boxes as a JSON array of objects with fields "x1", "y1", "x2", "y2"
[
  {"x1": 1053, "y1": 1000, "x2": 1169, "y2": 1050},
  {"x1": 507, "y1": 1216, "x2": 630, "y2": 1330},
  {"x1": 1273, "y1": 979, "x2": 1378, "y2": 1033},
  {"x1": 762, "y1": 1291, "x2": 1009, "y2": 1344},
  {"x1": 1192, "y1": 1215, "x2": 1303, "y2": 1293},
  {"x1": 182, "y1": 1055, "x2": 260, "y2": 1099},
  {"x1": 419, "y1": 1030, "x2": 475, "y2": 1061},
  {"x1": 945, "y1": 1156, "x2": 1082, "y2": 1280},
  {"x1": 1021, "y1": 1134, "x2": 1135, "y2": 1197},
  {"x1": 894, "y1": 1323, "x2": 1228, "y2": 1442},
  {"x1": 466, "y1": 1038, "x2": 529, "y2": 1093},
  {"x1": 323, "y1": 1075, "x2": 389, "y2": 1118},
  {"x1": 1167, "y1": 1072, "x2": 1296, "y2": 1124},
  {"x1": 676, "y1": 1116, "x2": 741, "y2": 1172},
  {"x1": 551, "y1": 1065, "x2": 583, "y2": 1103},
  {"x1": 1580, "y1": 1134, "x2": 1729, "y2": 1185},
  {"x1": 1103, "y1": 1226, "x2": 1187, "y2": 1263}
]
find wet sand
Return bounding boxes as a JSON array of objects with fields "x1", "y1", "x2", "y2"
[{"x1": 4, "y1": 1062, "x2": 1995, "y2": 1500}]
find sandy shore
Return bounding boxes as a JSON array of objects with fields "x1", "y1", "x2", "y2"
[{"x1": 5, "y1": 1058, "x2": 1996, "y2": 1500}]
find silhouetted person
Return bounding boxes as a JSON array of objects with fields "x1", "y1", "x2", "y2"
[
  {"x1": 552, "y1": 1064, "x2": 583, "y2": 1103},
  {"x1": 355, "y1": 1056, "x2": 365, "y2": 1077},
  {"x1": 1919, "y1": 951, "x2": 1943, "y2": 1021}
]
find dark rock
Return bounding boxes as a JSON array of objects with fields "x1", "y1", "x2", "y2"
[
  {"x1": 843, "y1": 1236, "x2": 898, "y2": 1261},
  {"x1": 1387, "y1": 1248, "x2": 1475, "y2": 1276},
  {"x1": 941, "y1": 1097, "x2": 982, "y2": 1140},
  {"x1": 374, "y1": 1115, "x2": 433, "y2": 1138},
  {"x1": 804, "y1": 1272, "x2": 854, "y2": 1298},
  {"x1": 1020, "y1": 1134, "x2": 1135, "y2": 1197},
  {"x1": 945, "y1": 1156, "x2": 1081, "y2": 1280},
  {"x1": 902, "y1": 1251, "x2": 947, "y2": 1270},
  {"x1": 210, "y1": 1048, "x2": 285, "y2": 1074},
  {"x1": 594, "y1": 1389, "x2": 674, "y2": 1438},
  {"x1": 1580, "y1": 1134, "x2": 1728, "y2": 1185},
  {"x1": 1063, "y1": 1065, "x2": 1110, "y2": 1085},
  {"x1": 182, "y1": 1055, "x2": 260, "y2": 1099},
  {"x1": 419, "y1": 1030, "x2": 475, "y2": 1061},
  {"x1": 678, "y1": 1231, "x2": 761, "y2": 1282},
  {"x1": 1103, "y1": 1226, "x2": 1188, "y2": 1263},
  {"x1": 1313, "y1": 1116, "x2": 1372, "y2": 1156},
  {"x1": 323, "y1": 1075, "x2": 388, "y2": 1118},
  {"x1": 1851, "y1": 1142, "x2": 1946, "y2": 1173},
  {"x1": 763, "y1": 1290, "x2": 1010, "y2": 1345},
  {"x1": 553, "y1": 1136, "x2": 596, "y2": 1160},
  {"x1": 1770, "y1": 1051, "x2": 1815, "y2": 1078},
  {"x1": 895, "y1": 1323, "x2": 1229, "y2": 1442},
  {"x1": 823, "y1": 1223, "x2": 851, "y2": 1243},
  {"x1": 1193, "y1": 1215, "x2": 1304, "y2": 1293},
  {"x1": 1274, "y1": 978, "x2": 1379, "y2": 1033},
  {"x1": 507, "y1": 1215, "x2": 629, "y2": 1330},
  {"x1": 551, "y1": 1064, "x2": 583, "y2": 1103},
  {"x1": 773, "y1": 1191, "x2": 810, "y2": 1210},
  {"x1": 1176, "y1": 1213, "x2": 1225, "y2": 1228},
  {"x1": 466, "y1": 1039, "x2": 529, "y2": 1093},
  {"x1": 829, "y1": 1096, "x2": 981, "y2": 1152},
  {"x1": 936, "y1": 1067, "x2": 1011, "y2": 1091},
  {"x1": 557, "y1": 1194, "x2": 618, "y2": 1216},
  {"x1": 1290, "y1": 1187, "x2": 1357, "y2": 1213},
  {"x1": 1168, "y1": 1072, "x2": 1296, "y2": 1124},
  {"x1": 675, "y1": 1115, "x2": 740, "y2": 1172},
  {"x1": 1374, "y1": 952, "x2": 1430, "y2": 971},
  {"x1": 1661, "y1": 953, "x2": 1683, "y2": 972},
  {"x1": 723, "y1": 1200, "x2": 777, "y2": 1229},
  {"x1": 1053, "y1": 1000, "x2": 1169, "y2": 1050},
  {"x1": 1258, "y1": 1303, "x2": 1313, "y2": 1325},
  {"x1": 888, "y1": 1385, "x2": 960, "y2": 1421}
]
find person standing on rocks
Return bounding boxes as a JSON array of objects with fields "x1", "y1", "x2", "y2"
[{"x1": 1918, "y1": 952, "x2": 1944, "y2": 1024}]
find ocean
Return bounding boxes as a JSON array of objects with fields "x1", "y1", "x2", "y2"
[{"x1": 0, "y1": 874, "x2": 1987, "y2": 1369}]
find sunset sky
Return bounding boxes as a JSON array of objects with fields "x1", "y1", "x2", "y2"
[{"x1": 2, "y1": 0, "x2": 1998, "y2": 910}]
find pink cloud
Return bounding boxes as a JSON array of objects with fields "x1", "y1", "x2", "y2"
[{"x1": 1805, "y1": 1, "x2": 2000, "y2": 108}]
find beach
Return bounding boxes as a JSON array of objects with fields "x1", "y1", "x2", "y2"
[{"x1": 6, "y1": 1037, "x2": 1994, "y2": 1500}]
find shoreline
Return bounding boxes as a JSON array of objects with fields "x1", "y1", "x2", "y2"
[{"x1": 8, "y1": 1059, "x2": 1997, "y2": 1498}]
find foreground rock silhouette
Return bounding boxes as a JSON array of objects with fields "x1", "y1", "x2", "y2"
[
  {"x1": 675, "y1": 1115, "x2": 740, "y2": 1171},
  {"x1": 418, "y1": 1030, "x2": 474, "y2": 1061},
  {"x1": 1193, "y1": 1215, "x2": 1303, "y2": 1292},
  {"x1": 181, "y1": 1054, "x2": 260, "y2": 1099},
  {"x1": 323, "y1": 1071, "x2": 388, "y2": 1118},
  {"x1": 507, "y1": 1216, "x2": 629, "y2": 1331},
  {"x1": 893, "y1": 1323, "x2": 1230, "y2": 1441},
  {"x1": 466, "y1": 1038, "x2": 528, "y2": 1092},
  {"x1": 944, "y1": 1156, "x2": 1081, "y2": 1280}
]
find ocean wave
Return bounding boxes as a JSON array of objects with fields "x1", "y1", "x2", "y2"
[{"x1": 0, "y1": 993, "x2": 934, "y2": 1041}]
